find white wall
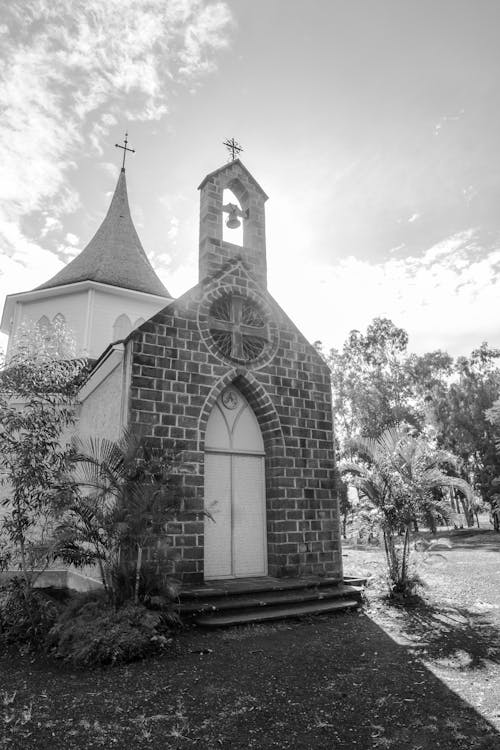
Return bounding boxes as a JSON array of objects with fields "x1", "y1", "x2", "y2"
[
  {"x1": 78, "y1": 362, "x2": 124, "y2": 441},
  {"x1": 89, "y1": 289, "x2": 166, "y2": 358},
  {"x1": 9, "y1": 291, "x2": 89, "y2": 357},
  {"x1": 6, "y1": 286, "x2": 169, "y2": 361}
]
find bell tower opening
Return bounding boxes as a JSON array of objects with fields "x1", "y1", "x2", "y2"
[{"x1": 222, "y1": 188, "x2": 244, "y2": 246}]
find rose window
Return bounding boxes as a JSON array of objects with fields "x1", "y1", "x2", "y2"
[{"x1": 208, "y1": 294, "x2": 269, "y2": 361}]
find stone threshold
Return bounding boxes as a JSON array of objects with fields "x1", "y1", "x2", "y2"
[{"x1": 181, "y1": 574, "x2": 365, "y2": 600}]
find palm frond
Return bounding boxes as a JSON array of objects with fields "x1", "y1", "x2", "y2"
[
  {"x1": 338, "y1": 460, "x2": 369, "y2": 478},
  {"x1": 375, "y1": 424, "x2": 408, "y2": 456}
]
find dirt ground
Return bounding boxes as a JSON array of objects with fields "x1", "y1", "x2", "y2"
[{"x1": 1, "y1": 529, "x2": 499, "y2": 750}]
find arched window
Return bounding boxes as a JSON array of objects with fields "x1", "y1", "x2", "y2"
[
  {"x1": 52, "y1": 313, "x2": 66, "y2": 326},
  {"x1": 113, "y1": 313, "x2": 132, "y2": 341},
  {"x1": 134, "y1": 317, "x2": 145, "y2": 329},
  {"x1": 222, "y1": 188, "x2": 244, "y2": 246},
  {"x1": 37, "y1": 315, "x2": 51, "y2": 336}
]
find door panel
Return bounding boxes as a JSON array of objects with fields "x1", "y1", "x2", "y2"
[
  {"x1": 204, "y1": 453, "x2": 232, "y2": 579},
  {"x1": 232, "y1": 455, "x2": 267, "y2": 577}
]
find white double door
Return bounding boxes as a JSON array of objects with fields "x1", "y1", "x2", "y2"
[{"x1": 204, "y1": 387, "x2": 267, "y2": 580}]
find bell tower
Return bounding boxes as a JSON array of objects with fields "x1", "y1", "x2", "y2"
[{"x1": 198, "y1": 158, "x2": 268, "y2": 289}]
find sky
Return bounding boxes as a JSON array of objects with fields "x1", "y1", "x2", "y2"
[{"x1": 1, "y1": 0, "x2": 500, "y2": 357}]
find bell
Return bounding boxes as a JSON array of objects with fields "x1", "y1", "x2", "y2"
[{"x1": 226, "y1": 206, "x2": 241, "y2": 229}]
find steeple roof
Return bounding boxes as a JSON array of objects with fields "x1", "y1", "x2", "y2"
[
  {"x1": 36, "y1": 169, "x2": 170, "y2": 297},
  {"x1": 198, "y1": 159, "x2": 268, "y2": 200}
]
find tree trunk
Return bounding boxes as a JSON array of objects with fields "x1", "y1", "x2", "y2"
[
  {"x1": 14, "y1": 499, "x2": 31, "y2": 589},
  {"x1": 134, "y1": 544, "x2": 143, "y2": 605},
  {"x1": 460, "y1": 496, "x2": 474, "y2": 527},
  {"x1": 493, "y1": 509, "x2": 500, "y2": 532},
  {"x1": 400, "y1": 526, "x2": 411, "y2": 590},
  {"x1": 18, "y1": 534, "x2": 30, "y2": 588},
  {"x1": 96, "y1": 553, "x2": 111, "y2": 605},
  {"x1": 383, "y1": 529, "x2": 398, "y2": 590},
  {"x1": 383, "y1": 525, "x2": 412, "y2": 596}
]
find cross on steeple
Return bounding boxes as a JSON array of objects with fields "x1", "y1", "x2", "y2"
[
  {"x1": 223, "y1": 137, "x2": 243, "y2": 162},
  {"x1": 115, "y1": 132, "x2": 135, "y2": 171}
]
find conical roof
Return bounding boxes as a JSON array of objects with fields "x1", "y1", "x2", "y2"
[{"x1": 36, "y1": 169, "x2": 170, "y2": 297}]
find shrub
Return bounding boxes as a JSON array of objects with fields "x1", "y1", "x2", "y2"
[
  {"x1": 45, "y1": 594, "x2": 174, "y2": 667},
  {"x1": 0, "y1": 579, "x2": 61, "y2": 647},
  {"x1": 110, "y1": 560, "x2": 180, "y2": 618}
]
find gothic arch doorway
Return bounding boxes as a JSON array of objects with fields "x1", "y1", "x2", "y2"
[{"x1": 204, "y1": 385, "x2": 267, "y2": 580}]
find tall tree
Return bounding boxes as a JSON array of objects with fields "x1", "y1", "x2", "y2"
[
  {"x1": 328, "y1": 318, "x2": 420, "y2": 449},
  {"x1": 429, "y1": 343, "x2": 500, "y2": 519},
  {"x1": 405, "y1": 349, "x2": 454, "y2": 424},
  {"x1": 484, "y1": 394, "x2": 500, "y2": 531}
]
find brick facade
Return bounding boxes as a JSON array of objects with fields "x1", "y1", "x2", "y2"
[
  {"x1": 125, "y1": 160, "x2": 342, "y2": 586},
  {"x1": 128, "y1": 268, "x2": 342, "y2": 585}
]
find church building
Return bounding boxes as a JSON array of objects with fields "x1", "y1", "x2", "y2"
[{"x1": 1, "y1": 150, "x2": 343, "y2": 587}]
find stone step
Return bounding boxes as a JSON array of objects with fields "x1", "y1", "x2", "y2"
[
  {"x1": 180, "y1": 578, "x2": 342, "y2": 601},
  {"x1": 180, "y1": 576, "x2": 365, "y2": 602},
  {"x1": 180, "y1": 583, "x2": 363, "y2": 615},
  {"x1": 195, "y1": 598, "x2": 360, "y2": 627}
]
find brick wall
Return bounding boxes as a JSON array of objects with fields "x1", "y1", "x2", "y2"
[{"x1": 128, "y1": 260, "x2": 342, "y2": 585}]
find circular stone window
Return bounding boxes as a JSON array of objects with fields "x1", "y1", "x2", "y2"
[{"x1": 208, "y1": 294, "x2": 270, "y2": 362}]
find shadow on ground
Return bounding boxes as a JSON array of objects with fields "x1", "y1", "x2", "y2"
[
  {"x1": 445, "y1": 541, "x2": 500, "y2": 552},
  {"x1": 382, "y1": 596, "x2": 500, "y2": 670},
  {"x1": 1, "y1": 611, "x2": 499, "y2": 749},
  {"x1": 416, "y1": 529, "x2": 500, "y2": 553}
]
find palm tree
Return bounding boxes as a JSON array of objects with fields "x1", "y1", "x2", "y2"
[
  {"x1": 55, "y1": 432, "x2": 183, "y2": 607},
  {"x1": 340, "y1": 425, "x2": 474, "y2": 595}
]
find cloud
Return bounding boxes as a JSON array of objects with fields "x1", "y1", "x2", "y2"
[
  {"x1": 0, "y1": 0, "x2": 233, "y2": 313},
  {"x1": 89, "y1": 115, "x2": 119, "y2": 155},
  {"x1": 65, "y1": 233, "x2": 79, "y2": 246},
  {"x1": 41, "y1": 217, "x2": 63, "y2": 237},
  {"x1": 179, "y1": 2, "x2": 232, "y2": 76},
  {"x1": 0, "y1": 217, "x2": 64, "y2": 340},
  {"x1": 57, "y1": 243, "x2": 81, "y2": 261},
  {"x1": 268, "y1": 228, "x2": 500, "y2": 357},
  {"x1": 168, "y1": 217, "x2": 180, "y2": 242},
  {"x1": 98, "y1": 162, "x2": 120, "y2": 179},
  {"x1": 434, "y1": 109, "x2": 465, "y2": 136},
  {"x1": 164, "y1": 254, "x2": 198, "y2": 297}
]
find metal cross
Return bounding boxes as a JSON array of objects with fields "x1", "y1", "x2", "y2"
[
  {"x1": 209, "y1": 296, "x2": 268, "y2": 359},
  {"x1": 115, "y1": 132, "x2": 135, "y2": 170},
  {"x1": 223, "y1": 137, "x2": 243, "y2": 162}
]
